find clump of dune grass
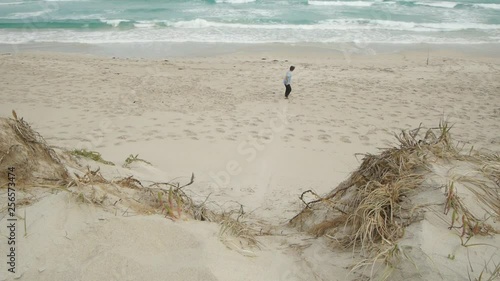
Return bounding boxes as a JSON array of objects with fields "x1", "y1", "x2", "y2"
[
  {"x1": 218, "y1": 215, "x2": 260, "y2": 256},
  {"x1": 74, "y1": 170, "x2": 260, "y2": 251},
  {"x1": 123, "y1": 154, "x2": 152, "y2": 168},
  {"x1": 0, "y1": 111, "x2": 69, "y2": 187},
  {"x1": 71, "y1": 149, "x2": 114, "y2": 166},
  {"x1": 73, "y1": 166, "x2": 109, "y2": 185},
  {"x1": 290, "y1": 124, "x2": 431, "y2": 251},
  {"x1": 475, "y1": 260, "x2": 500, "y2": 281},
  {"x1": 113, "y1": 175, "x2": 143, "y2": 189},
  {"x1": 349, "y1": 242, "x2": 417, "y2": 281},
  {"x1": 141, "y1": 173, "x2": 196, "y2": 220},
  {"x1": 290, "y1": 121, "x2": 500, "y2": 253},
  {"x1": 289, "y1": 121, "x2": 500, "y2": 281},
  {"x1": 444, "y1": 181, "x2": 498, "y2": 238},
  {"x1": 216, "y1": 204, "x2": 261, "y2": 251},
  {"x1": 140, "y1": 174, "x2": 260, "y2": 250}
]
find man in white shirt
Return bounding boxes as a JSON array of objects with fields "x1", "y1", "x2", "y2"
[{"x1": 283, "y1": 65, "x2": 295, "y2": 99}]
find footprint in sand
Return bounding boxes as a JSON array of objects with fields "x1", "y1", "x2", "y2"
[
  {"x1": 340, "y1": 136, "x2": 352, "y2": 143},
  {"x1": 489, "y1": 136, "x2": 500, "y2": 144},
  {"x1": 317, "y1": 134, "x2": 331, "y2": 141},
  {"x1": 359, "y1": 135, "x2": 370, "y2": 141},
  {"x1": 240, "y1": 187, "x2": 255, "y2": 194},
  {"x1": 216, "y1": 128, "x2": 225, "y2": 133},
  {"x1": 147, "y1": 129, "x2": 160, "y2": 136},
  {"x1": 301, "y1": 136, "x2": 312, "y2": 142}
]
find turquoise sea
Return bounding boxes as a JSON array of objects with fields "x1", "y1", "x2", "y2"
[{"x1": 0, "y1": 0, "x2": 499, "y2": 44}]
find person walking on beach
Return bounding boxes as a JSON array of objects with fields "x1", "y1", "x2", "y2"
[{"x1": 283, "y1": 65, "x2": 295, "y2": 99}]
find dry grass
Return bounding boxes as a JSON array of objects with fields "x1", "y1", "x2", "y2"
[
  {"x1": 140, "y1": 173, "x2": 196, "y2": 220},
  {"x1": 113, "y1": 175, "x2": 143, "y2": 189},
  {"x1": 218, "y1": 212, "x2": 261, "y2": 250},
  {"x1": 73, "y1": 166, "x2": 109, "y2": 185},
  {"x1": 0, "y1": 113, "x2": 259, "y2": 254},
  {"x1": 136, "y1": 174, "x2": 260, "y2": 249},
  {"x1": 444, "y1": 181, "x2": 498, "y2": 238},
  {"x1": 0, "y1": 112, "x2": 69, "y2": 187},
  {"x1": 290, "y1": 121, "x2": 500, "y2": 254},
  {"x1": 290, "y1": 125, "x2": 432, "y2": 251},
  {"x1": 288, "y1": 122, "x2": 500, "y2": 281},
  {"x1": 67, "y1": 164, "x2": 260, "y2": 249}
]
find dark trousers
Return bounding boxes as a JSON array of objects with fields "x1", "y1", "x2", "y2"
[{"x1": 285, "y1": 84, "x2": 292, "y2": 98}]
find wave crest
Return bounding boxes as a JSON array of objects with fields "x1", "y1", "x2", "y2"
[
  {"x1": 214, "y1": 0, "x2": 256, "y2": 3},
  {"x1": 309, "y1": 1, "x2": 373, "y2": 7}
]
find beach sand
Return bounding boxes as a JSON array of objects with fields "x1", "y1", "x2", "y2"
[{"x1": 0, "y1": 47, "x2": 499, "y2": 280}]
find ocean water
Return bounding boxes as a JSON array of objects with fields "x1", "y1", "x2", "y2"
[{"x1": 0, "y1": 0, "x2": 499, "y2": 45}]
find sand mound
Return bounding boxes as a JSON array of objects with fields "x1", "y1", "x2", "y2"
[
  {"x1": 290, "y1": 123, "x2": 500, "y2": 280},
  {"x1": 0, "y1": 114, "x2": 258, "y2": 249},
  {"x1": 69, "y1": 167, "x2": 260, "y2": 253},
  {"x1": 0, "y1": 113, "x2": 69, "y2": 187},
  {"x1": 0, "y1": 114, "x2": 267, "y2": 280}
]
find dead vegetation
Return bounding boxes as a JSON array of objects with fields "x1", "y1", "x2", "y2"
[
  {"x1": 0, "y1": 111, "x2": 70, "y2": 188},
  {"x1": 71, "y1": 168, "x2": 260, "y2": 250},
  {"x1": 0, "y1": 111, "x2": 258, "y2": 254},
  {"x1": 290, "y1": 122, "x2": 500, "y2": 255},
  {"x1": 0, "y1": 113, "x2": 259, "y2": 252}
]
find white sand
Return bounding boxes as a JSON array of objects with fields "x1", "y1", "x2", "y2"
[{"x1": 0, "y1": 49, "x2": 499, "y2": 280}]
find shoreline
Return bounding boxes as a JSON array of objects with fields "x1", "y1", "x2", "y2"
[{"x1": 2, "y1": 41, "x2": 500, "y2": 59}]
